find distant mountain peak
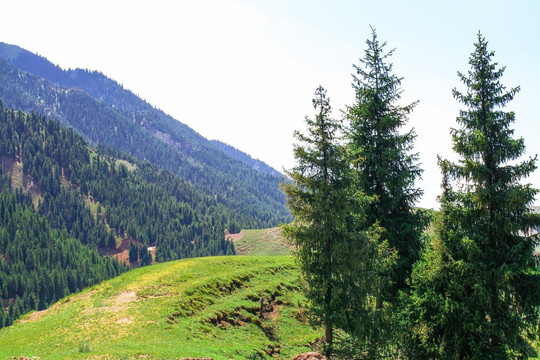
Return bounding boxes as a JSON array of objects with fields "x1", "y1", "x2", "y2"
[
  {"x1": 0, "y1": 42, "x2": 25, "y2": 60},
  {"x1": 210, "y1": 139, "x2": 282, "y2": 177}
]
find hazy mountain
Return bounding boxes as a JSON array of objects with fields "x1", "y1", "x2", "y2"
[
  {"x1": 210, "y1": 139, "x2": 283, "y2": 177},
  {"x1": 0, "y1": 41, "x2": 290, "y2": 228}
]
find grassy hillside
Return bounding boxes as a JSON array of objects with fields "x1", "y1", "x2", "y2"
[
  {"x1": 0, "y1": 256, "x2": 318, "y2": 359},
  {"x1": 231, "y1": 228, "x2": 293, "y2": 256}
]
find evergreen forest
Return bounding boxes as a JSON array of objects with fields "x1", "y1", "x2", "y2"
[
  {"x1": 0, "y1": 104, "x2": 244, "y2": 328},
  {"x1": 0, "y1": 170, "x2": 127, "y2": 328}
]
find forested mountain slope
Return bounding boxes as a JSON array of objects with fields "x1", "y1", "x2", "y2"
[
  {"x1": 0, "y1": 42, "x2": 290, "y2": 229},
  {"x1": 0, "y1": 176, "x2": 127, "y2": 329},
  {"x1": 0, "y1": 104, "x2": 237, "y2": 259},
  {"x1": 0, "y1": 104, "x2": 247, "y2": 328}
]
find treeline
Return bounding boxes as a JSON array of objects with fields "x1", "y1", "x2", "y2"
[
  {"x1": 284, "y1": 30, "x2": 540, "y2": 360},
  {"x1": 0, "y1": 48, "x2": 291, "y2": 229},
  {"x1": 0, "y1": 174, "x2": 127, "y2": 329}
]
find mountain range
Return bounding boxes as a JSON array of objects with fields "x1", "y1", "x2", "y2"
[{"x1": 0, "y1": 41, "x2": 290, "y2": 229}]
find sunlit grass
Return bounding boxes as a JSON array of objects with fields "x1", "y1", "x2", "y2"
[
  {"x1": 0, "y1": 256, "x2": 318, "y2": 360},
  {"x1": 234, "y1": 228, "x2": 293, "y2": 256}
]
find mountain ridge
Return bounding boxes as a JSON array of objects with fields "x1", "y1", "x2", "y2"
[
  {"x1": 211, "y1": 139, "x2": 283, "y2": 177},
  {"x1": 0, "y1": 41, "x2": 290, "y2": 229},
  {"x1": 0, "y1": 41, "x2": 280, "y2": 176}
]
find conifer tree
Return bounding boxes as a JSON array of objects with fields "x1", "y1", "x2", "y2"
[
  {"x1": 346, "y1": 27, "x2": 425, "y2": 299},
  {"x1": 282, "y1": 86, "x2": 392, "y2": 356},
  {"x1": 405, "y1": 33, "x2": 540, "y2": 359},
  {"x1": 129, "y1": 241, "x2": 139, "y2": 263}
]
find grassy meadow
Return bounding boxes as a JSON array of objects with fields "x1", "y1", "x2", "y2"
[
  {"x1": 232, "y1": 228, "x2": 293, "y2": 256},
  {"x1": 0, "y1": 256, "x2": 318, "y2": 359}
]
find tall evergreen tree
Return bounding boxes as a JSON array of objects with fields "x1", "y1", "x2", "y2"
[
  {"x1": 405, "y1": 32, "x2": 540, "y2": 359},
  {"x1": 282, "y1": 86, "x2": 392, "y2": 357},
  {"x1": 129, "y1": 241, "x2": 139, "y2": 263},
  {"x1": 346, "y1": 27, "x2": 425, "y2": 299}
]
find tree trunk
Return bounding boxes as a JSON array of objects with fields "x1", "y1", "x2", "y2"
[{"x1": 324, "y1": 321, "x2": 333, "y2": 357}]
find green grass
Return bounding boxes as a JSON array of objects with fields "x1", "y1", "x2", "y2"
[
  {"x1": 115, "y1": 159, "x2": 137, "y2": 172},
  {"x1": 0, "y1": 156, "x2": 42, "y2": 208},
  {"x1": 233, "y1": 228, "x2": 293, "y2": 256},
  {"x1": 0, "y1": 256, "x2": 318, "y2": 359}
]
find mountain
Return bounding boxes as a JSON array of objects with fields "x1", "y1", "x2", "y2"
[
  {"x1": 0, "y1": 104, "x2": 245, "y2": 328},
  {"x1": 0, "y1": 177, "x2": 128, "y2": 329},
  {"x1": 0, "y1": 103, "x2": 237, "y2": 253},
  {"x1": 211, "y1": 139, "x2": 283, "y2": 177},
  {"x1": 0, "y1": 42, "x2": 290, "y2": 229},
  {"x1": 0, "y1": 256, "x2": 319, "y2": 359}
]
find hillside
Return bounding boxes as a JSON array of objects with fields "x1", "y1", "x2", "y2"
[
  {"x1": 0, "y1": 104, "x2": 246, "y2": 327},
  {"x1": 0, "y1": 41, "x2": 290, "y2": 229},
  {"x1": 230, "y1": 227, "x2": 293, "y2": 256},
  {"x1": 0, "y1": 256, "x2": 319, "y2": 359},
  {"x1": 0, "y1": 104, "x2": 235, "y2": 257},
  {"x1": 0, "y1": 167, "x2": 128, "y2": 329}
]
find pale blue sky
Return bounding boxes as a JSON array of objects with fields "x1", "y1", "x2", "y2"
[{"x1": 2, "y1": 0, "x2": 539, "y2": 209}]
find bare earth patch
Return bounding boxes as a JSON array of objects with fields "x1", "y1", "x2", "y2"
[
  {"x1": 224, "y1": 230, "x2": 244, "y2": 242},
  {"x1": 0, "y1": 155, "x2": 43, "y2": 208},
  {"x1": 114, "y1": 290, "x2": 137, "y2": 305},
  {"x1": 116, "y1": 316, "x2": 134, "y2": 325},
  {"x1": 22, "y1": 308, "x2": 49, "y2": 323},
  {"x1": 293, "y1": 353, "x2": 327, "y2": 360},
  {"x1": 100, "y1": 237, "x2": 132, "y2": 265},
  {"x1": 19, "y1": 290, "x2": 98, "y2": 323}
]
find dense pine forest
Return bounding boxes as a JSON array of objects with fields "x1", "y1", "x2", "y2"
[
  {"x1": 0, "y1": 176, "x2": 127, "y2": 328},
  {"x1": 0, "y1": 103, "x2": 247, "y2": 328},
  {"x1": 0, "y1": 42, "x2": 290, "y2": 230},
  {"x1": 0, "y1": 103, "x2": 238, "y2": 257}
]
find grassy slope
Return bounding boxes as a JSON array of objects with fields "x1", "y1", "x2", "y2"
[
  {"x1": 0, "y1": 256, "x2": 317, "y2": 360},
  {"x1": 233, "y1": 228, "x2": 293, "y2": 256}
]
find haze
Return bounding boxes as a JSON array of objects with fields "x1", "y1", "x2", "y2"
[{"x1": 2, "y1": 0, "x2": 539, "y2": 209}]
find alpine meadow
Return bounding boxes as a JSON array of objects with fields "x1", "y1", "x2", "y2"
[{"x1": 0, "y1": 9, "x2": 539, "y2": 360}]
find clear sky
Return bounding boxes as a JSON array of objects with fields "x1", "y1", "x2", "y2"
[{"x1": 2, "y1": 0, "x2": 539, "y2": 209}]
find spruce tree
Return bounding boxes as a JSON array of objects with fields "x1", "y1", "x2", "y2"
[
  {"x1": 346, "y1": 27, "x2": 425, "y2": 299},
  {"x1": 344, "y1": 28, "x2": 424, "y2": 358},
  {"x1": 282, "y1": 86, "x2": 392, "y2": 357},
  {"x1": 129, "y1": 241, "x2": 139, "y2": 263},
  {"x1": 405, "y1": 33, "x2": 540, "y2": 359}
]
